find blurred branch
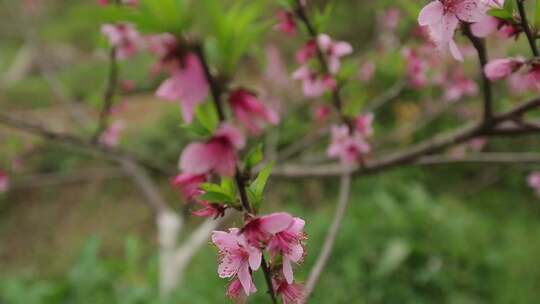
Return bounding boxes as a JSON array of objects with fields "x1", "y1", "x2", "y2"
[
  {"x1": 10, "y1": 167, "x2": 127, "y2": 189},
  {"x1": 364, "y1": 80, "x2": 406, "y2": 112},
  {"x1": 303, "y1": 173, "x2": 351, "y2": 302},
  {"x1": 463, "y1": 25, "x2": 493, "y2": 123},
  {"x1": 272, "y1": 95, "x2": 540, "y2": 178},
  {"x1": 0, "y1": 112, "x2": 174, "y2": 176},
  {"x1": 93, "y1": 46, "x2": 119, "y2": 141},
  {"x1": 418, "y1": 152, "x2": 540, "y2": 165}
]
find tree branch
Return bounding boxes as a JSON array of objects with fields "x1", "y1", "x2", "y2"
[
  {"x1": 517, "y1": 0, "x2": 539, "y2": 56},
  {"x1": 0, "y1": 112, "x2": 174, "y2": 176},
  {"x1": 302, "y1": 173, "x2": 351, "y2": 302},
  {"x1": 93, "y1": 46, "x2": 119, "y2": 141},
  {"x1": 463, "y1": 25, "x2": 493, "y2": 123}
]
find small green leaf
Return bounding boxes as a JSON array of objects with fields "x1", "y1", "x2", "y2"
[
  {"x1": 194, "y1": 101, "x2": 219, "y2": 134},
  {"x1": 198, "y1": 191, "x2": 234, "y2": 203},
  {"x1": 488, "y1": 8, "x2": 513, "y2": 20},
  {"x1": 245, "y1": 144, "x2": 264, "y2": 171},
  {"x1": 249, "y1": 162, "x2": 274, "y2": 200}
]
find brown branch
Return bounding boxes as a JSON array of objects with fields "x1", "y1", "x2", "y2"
[
  {"x1": 463, "y1": 25, "x2": 493, "y2": 123},
  {"x1": 272, "y1": 95, "x2": 540, "y2": 178},
  {"x1": 93, "y1": 46, "x2": 119, "y2": 141},
  {"x1": 517, "y1": 0, "x2": 539, "y2": 56},
  {"x1": 0, "y1": 112, "x2": 174, "y2": 176}
]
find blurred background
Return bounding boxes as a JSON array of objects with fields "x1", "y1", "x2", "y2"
[{"x1": 1, "y1": 0, "x2": 540, "y2": 303}]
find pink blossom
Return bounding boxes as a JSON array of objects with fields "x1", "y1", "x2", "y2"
[
  {"x1": 292, "y1": 66, "x2": 336, "y2": 98},
  {"x1": 313, "y1": 105, "x2": 331, "y2": 124},
  {"x1": 179, "y1": 123, "x2": 245, "y2": 176},
  {"x1": 156, "y1": 53, "x2": 209, "y2": 124},
  {"x1": 274, "y1": 279, "x2": 304, "y2": 304},
  {"x1": 276, "y1": 10, "x2": 297, "y2": 35},
  {"x1": 170, "y1": 173, "x2": 206, "y2": 200},
  {"x1": 317, "y1": 34, "x2": 353, "y2": 74},
  {"x1": 471, "y1": 0, "x2": 504, "y2": 37},
  {"x1": 192, "y1": 201, "x2": 227, "y2": 218},
  {"x1": 383, "y1": 8, "x2": 401, "y2": 31},
  {"x1": 507, "y1": 72, "x2": 536, "y2": 95},
  {"x1": 327, "y1": 125, "x2": 370, "y2": 164},
  {"x1": 443, "y1": 70, "x2": 478, "y2": 101},
  {"x1": 0, "y1": 171, "x2": 9, "y2": 193},
  {"x1": 227, "y1": 277, "x2": 257, "y2": 303},
  {"x1": 526, "y1": 64, "x2": 540, "y2": 90},
  {"x1": 228, "y1": 89, "x2": 279, "y2": 135},
  {"x1": 418, "y1": 0, "x2": 488, "y2": 61},
  {"x1": 355, "y1": 113, "x2": 374, "y2": 137},
  {"x1": 101, "y1": 23, "x2": 140, "y2": 60},
  {"x1": 402, "y1": 48, "x2": 429, "y2": 88},
  {"x1": 528, "y1": 172, "x2": 540, "y2": 197},
  {"x1": 98, "y1": 121, "x2": 125, "y2": 147},
  {"x1": 296, "y1": 40, "x2": 317, "y2": 64},
  {"x1": 358, "y1": 61, "x2": 376, "y2": 83},
  {"x1": 484, "y1": 57, "x2": 525, "y2": 81},
  {"x1": 243, "y1": 212, "x2": 294, "y2": 247},
  {"x1": 268, "y1": 218, "x2": 306, "y2": 283},
  {"x1": 121, "y1": 80, "x2": 136, "y2": 93},
  {"x1": 211, "y1": 229, "x2": 262, "y2": 295}
]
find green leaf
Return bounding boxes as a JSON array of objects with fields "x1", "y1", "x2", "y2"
[
  {"x1": 249, "y1": 162, "x2": 274, "y2": 200},
  {"x1": 194, "y1": 101, "x2": 219, "y2": 135},
  {"x1": 198, "y1": 191, "x2": 234, "y2": 203},
  {"x1": 488, "y1": 8, "x2": 513, "y2": 20},
  {"x1": 244, "y1": 144, "x2": 264, "y2": 171}
]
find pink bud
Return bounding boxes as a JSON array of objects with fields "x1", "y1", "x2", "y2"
[{"x1": 484, "y1": 58, "x2": 525, "y2": 81}]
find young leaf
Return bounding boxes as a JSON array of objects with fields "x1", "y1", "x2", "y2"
[
  {"x1": 245, "y1": 144, "x2": 264, "y2": 171},
  {"x1": 249, "y1": 162, "x2": 274, "y2": 200}
]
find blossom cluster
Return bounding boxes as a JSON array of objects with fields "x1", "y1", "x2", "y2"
[{"x1": 212, "y1": 213, "x2": 306, "y2": 303}]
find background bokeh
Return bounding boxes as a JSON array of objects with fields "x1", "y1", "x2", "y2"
[{"x1": 1, "y1": 0, "x2": 540, "y2": 303}]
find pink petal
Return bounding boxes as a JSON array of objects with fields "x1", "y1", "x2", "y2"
[
  {"x1": 333, "y1": 41, "x2": 353, "y2": 57},
  {"x1": 179, "y1": 142, "x2": 215, "y2": 175},
  {"x1": 418, "y1": 1, "x2": 443, "y2": 26},
  {"x1": 282, "y1": 256, "x2": 294, "y2": 284},
  {"x1": 449, "y1": 39, "x2": 464, "y2": 62},
  {"x1": 471, "y1": 15, "x2": 499, "y2": 38},
  {"x1": 237, "y1": 263, "x2": 253, "y2": 295},
  {"x1": 248, "y1": 247, "x2": 262, "y2": 271},
  {"x1": 260, "y1": 212, "x2": 294, "y2": 234},
  {"x1": 211, "y1": 231, "x2": 238, "y2": 251},
  {"x1": 455, "y1": 0, "x2": 487, "y2": 23}
]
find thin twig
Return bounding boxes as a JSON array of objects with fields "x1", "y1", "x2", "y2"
[
  {"x1": 93, "y1": 46, "x2": 119, "y2": 141},
  {"x1": 517, "y1": 0, "x2": 539, "y2": 56},
  {"x1": 463, "y1": 25, "x2": 493, "y2": 123},
  {"x1": 302, "y1": 174, "x2": 351, "y2": 302},
  {"x1": 0, "y1": 112, "x2": 174, "y2": 176}
]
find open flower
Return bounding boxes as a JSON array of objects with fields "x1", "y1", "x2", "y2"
[
  {"x1": 170, "y1": 173, "x2": 206, "y2": 200},
  {"x1": 317, "y1": 34, "x2": 353, "y2": 74},
  {"x1": 243, "y1": 212, "x2": 294, "y2": 247},
  {"x1": 228, "y1": 89, "x2": 279, "y2": 135},
  {"x1": 211, "y1": 228, "x2": 262, "y2": 295},
  {"x1": 227, "y1": 277, "x2": 257, "y2": 303},
  {"x1": 156, "y1": 53, "x2": 209, "y2": 124},
  {"x1": 268, "y1": 217, "x2": 306, "y2": 283},
  {"x1": 274, "y1": 278, "x2": 304, "y2": 304},
  {"x1": 192, "y1": 201, "x2": 227, "y2": 218},
  {"x1": 180, "y1": 123, "x2": 245, "y2": 176},
  {"x1": 484, "y1": 57, "x2": 525, "y2": 81},
  {"x1": 327, "y1": 125, "x2": 371, "y2": 164},
  {"x1": 292, "y1": 66, "x2": 336, "y2": 98},
  {"x1": 418, "y1": 0, "x2": 487, "y2": 61},
  {"x1": 0, "y1": 171, "x2": 9, "y2": 193},
  {"x1": 101, "y1": 23, "x2": 141, "y2": 59}
]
